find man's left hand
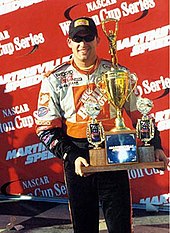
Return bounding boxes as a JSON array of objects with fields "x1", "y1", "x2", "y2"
[{"x1": 155, "y1": 149, "x2": 169, "y2": 169}]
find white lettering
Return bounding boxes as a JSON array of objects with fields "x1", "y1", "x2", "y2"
[
  {"x1": 22, "y1": 176, "x2": 50, "y2": 189},
  {"x1": 0, "y1": 57, "x2": 70, "y2": 93},
  {"x1": 121, "y1": 0, "x2": 155, "y2": 18},
  {"x1": 86, "y1": 0, "x2": 117, "y2": 12},
  {"x1": 25, "y1": 151, "x2": 55, "y2": 165},
  {"x1": 128, "y1": 169, "x2": 144, "y2": 179},
  {"x1": 32, "y1": 182, "x2": 67, "y2": 197},
  {"x1": 2, "y1": 103, "x2": 30, "y2": 118},
  {"x1": 59, "y1": 1, "x2": 157, "y2": 36},
  {"x1": 136, "y1": 76, "x2": 170, "y2": 96},
  {"x1": 151, "y1": 109, "x2": 170, "y2": 131},
  {"x1": 0, "y1": 30, "x2": 10, "y2": 41},
  {"x1": 140, "y1": 193, "x2": 170, "y2": 205},
  {"x1": 14, "y1": 115, "x2": 34, "y2": 129},
  {"x1": 0, "y1": 0, "x2": 44, "y2": 16},
  {"x1": 128, "y1": 167, "x2": 168, "y2": 180},
  {"x1": 14, "y1": 33, "x2": 45, "y2": 51},
  {"x1": 0, "y1": 121, "x2": 15, "y2": 133},
  {"x1": 34, "y1": 187, "x2": 54, "y2": 197},
  {"x1": 6, "y1": 142, "x2": 55, "y2": 165},
  {"x1": 54, "y1": 183, "x2": 67, "y2": 196},
  {"x1": 116, "y1": 24, "x2": 170, "y2": 56},
  {"x1": 0, "y1": 42, "x2": 15, "y2": 56}
]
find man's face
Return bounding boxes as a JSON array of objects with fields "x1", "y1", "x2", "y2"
[{"x1": 67, "y1": 31, "x2": 100, "y2": 63}]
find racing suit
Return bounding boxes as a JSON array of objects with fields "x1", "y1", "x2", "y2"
[{"x1": 36, "y1": 57, "x2": 163, "y2": 233}]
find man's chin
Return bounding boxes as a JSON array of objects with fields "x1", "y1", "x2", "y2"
[{"x1": 79, "y1": 55, "x2": 88, "y2": 61}]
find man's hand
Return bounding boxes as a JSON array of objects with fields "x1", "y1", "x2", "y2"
[
  {"x1": 74, "y1": 157, "x2": 89, "y2": 177},
  {"x1": 155, "y1": 149, "x2": 169, "y2": 169}
]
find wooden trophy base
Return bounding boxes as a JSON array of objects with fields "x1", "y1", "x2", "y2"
[
  {"x1": 82, "y1": 130, "x2": 165, "y2": 174},
  {"x1": 82, "y1": 146, "x2": 164, "y2": 174},
  {"x1": 82, "y1": 161, "x2": 165, "y2": 174}
]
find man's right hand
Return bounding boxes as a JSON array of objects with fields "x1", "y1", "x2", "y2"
[{"x1": 74, "y1": 157, "x2": 89, "y2": 177}]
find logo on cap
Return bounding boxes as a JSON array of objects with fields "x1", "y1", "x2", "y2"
[{"x1": 74, "y1": 19, "x2": 89, "y2": 28}]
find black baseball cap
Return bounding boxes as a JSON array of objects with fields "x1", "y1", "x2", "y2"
[{"x1": 69, "y1": 17, "x2": 98, "y2": 39}]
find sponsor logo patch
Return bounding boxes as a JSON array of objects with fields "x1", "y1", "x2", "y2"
[
  {"x1": 38, "y1": 106, "x2": 48, "y2": 117},
  {"x1": 39, "y1": 92, "x2": 50, "y2": 106}
]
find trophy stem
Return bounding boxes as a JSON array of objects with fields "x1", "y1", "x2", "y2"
[
  {"x1": 91, "y1": 118, "x2": 97, "y2": 124},
  {"x1": 111, "y1": 109, "x2": 130, "y2": 131}
]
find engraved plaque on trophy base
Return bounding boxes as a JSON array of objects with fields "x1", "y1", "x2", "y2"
[
  {"x1": 105, "y1": 130, "x2": 138, "y2": 165},
  {"x1": 138, "y1": 145, "x2": 155, "y2": 162}
]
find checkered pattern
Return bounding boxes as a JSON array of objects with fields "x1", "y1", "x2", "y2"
[{"x1": 0, "y1": 200, "x2": 169, "y2": 232}]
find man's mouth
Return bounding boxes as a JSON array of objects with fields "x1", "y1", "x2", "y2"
[{"x1": 79, "y1": 48, "x2": 88, "y2": 54}]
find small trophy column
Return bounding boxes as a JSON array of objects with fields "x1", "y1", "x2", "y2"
[
  {"x1": 136, "y1": 97, "x2": 155, "y2": 162},
  {"x1": 84, "y1": 98, "x2": 105, "y2": 166}
]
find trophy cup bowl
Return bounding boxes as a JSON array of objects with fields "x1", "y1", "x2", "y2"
[
  {"x1": 96, "y1": 65, "x2": 137, "y2": 132},
  {"x1": 97, "y1": 18, "x2": 138, "y2": 132},
  {"x1": 102, "y1": 67, "x2": 131, "y2": 131},
  {"x1": 99, "y1": 18, "x2": 138, "y2": 164},
  {"x1": 105, "y1": 69, "x2": 128, "y2": 109}
]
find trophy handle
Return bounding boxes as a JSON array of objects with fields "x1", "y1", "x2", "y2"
[
  {"x1": 101, "y1": 18, "x2": 119, "y2": 67},
  {"x1": 95, "y1": 75, "x2": 107, "y2": 95},
  {"x1": 126, "y1": 73, "x2": 138, "y2": 101}
]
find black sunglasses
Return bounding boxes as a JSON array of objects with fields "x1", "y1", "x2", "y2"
[{"x1": 72, "y1": 34, "x2": 95, "y2": 43}]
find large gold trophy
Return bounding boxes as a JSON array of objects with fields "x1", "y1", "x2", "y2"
[
  {"x1": 100, "y1": 18, "x2": 137, "y2": 132},
  {"x1": 90, "y1": 18, "x2": 138, "y2": 166},
  {"x1": 82, "y1": 18, "x2": 164, "y2": 173}
]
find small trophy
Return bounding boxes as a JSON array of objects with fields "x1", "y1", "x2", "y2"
[
  {"x1": 84, "y1": 97, "x2": 106, "y2": 166},
  {"x1": 136, "y1": 97, "x2": 155, "y2": 162},
  {"x1": 96, "y1": 18, "x2": 138, "y2": 165}
]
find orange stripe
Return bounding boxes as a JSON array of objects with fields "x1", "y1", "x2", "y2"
[{"x1": 65, "y1": 119, "x2": 116, "y2": 138}]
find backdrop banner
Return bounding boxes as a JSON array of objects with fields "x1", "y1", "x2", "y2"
[{"x1": 0, "y1": 0, "x2": 169, "y2": 209}]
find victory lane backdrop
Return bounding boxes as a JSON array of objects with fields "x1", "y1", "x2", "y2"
[{"x1": 0, "y1": 0, "x2": 169, "y2": 208}]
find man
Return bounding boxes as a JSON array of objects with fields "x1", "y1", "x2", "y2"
[{"x1": 36, "y1": 17, "x2": 168, "y2": 233}]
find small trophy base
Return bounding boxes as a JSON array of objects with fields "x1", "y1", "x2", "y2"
[
  {"x1": 138, "y1": 145, "x2": 155, "y2": 162},
  {"x1": 89, "y1": 148, "x2": 106, "y2": 166}
]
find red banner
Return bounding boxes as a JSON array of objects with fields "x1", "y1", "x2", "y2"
[{"x1": 0, "y1": 0, "x2": 169, "y2": 208}]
